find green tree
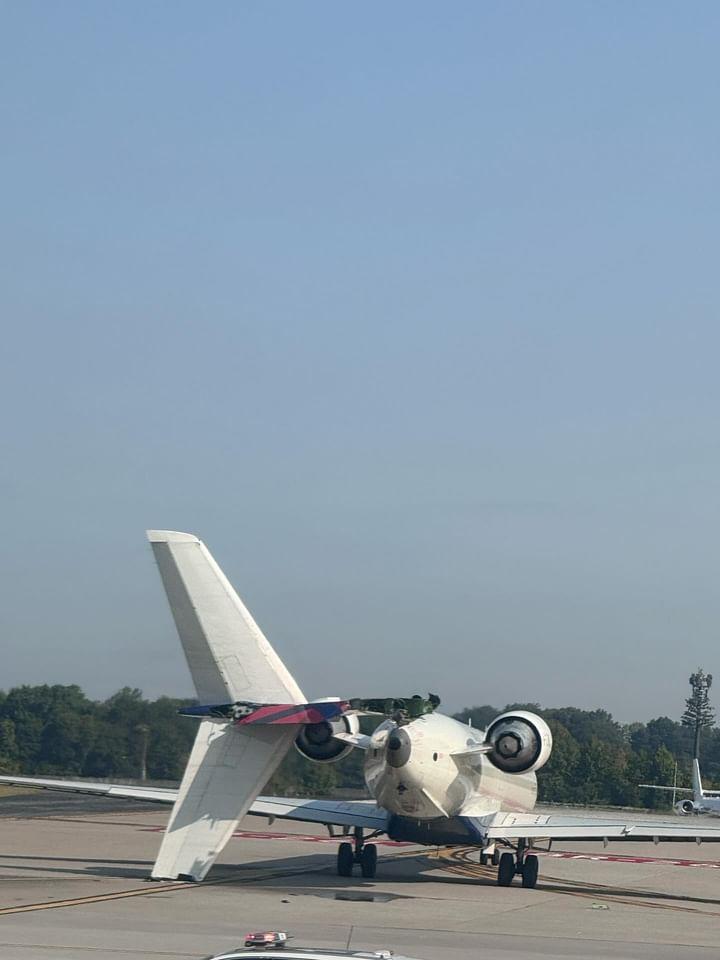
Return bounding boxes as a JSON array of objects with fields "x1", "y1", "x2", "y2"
[
  {"x1": 0, "y1": 718, "x2": 18, "y2": 772},
  {"x1": 682, "y1": 668, "x2": 714, "y2": 759},
  {"x1": 453, "y1": 705, "x2": 499, "y2": 730},
  {"x1": 537, "y1": 719, "x2": 579, "y2": 803}
]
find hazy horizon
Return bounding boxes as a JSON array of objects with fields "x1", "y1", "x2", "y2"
[{"x1": 3, "y1": 3, "x2": 720, "y2": 725}]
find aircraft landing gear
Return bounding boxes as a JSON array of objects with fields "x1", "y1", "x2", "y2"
[
  {"x1": 497, "y1": 851, "x2": 515, "y2": 886},
  {"x1": 496, "y1": 840, "x2": 538, "y2": 889},
  {"x1": 336, "y1": 827, "x2": 377, "y2": 879},
  {"x1": 521, "y1": 854, "x2": 539, "y2": 888},
  {"x1": 337, "y1": 842, "x2": 354, "y2": 876},
  {"x1": 360, "y1": 843, "x2": 377, "y2": 878},
  {"x1": 480, "y1": 845, "x2": 501, "y2": 867}
]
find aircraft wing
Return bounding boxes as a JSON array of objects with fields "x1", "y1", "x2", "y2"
[
  {"x1": 478, "y1": 810, "x2": 720, "y2": 843},
  {"x1": 0, "y1": 775, "x2": 176, "y2": 803},
  {"x1": 638, "y1": 784, "x2": 693, "y2": 794},
  {"x1": 0, "y1": 774, "x2": 388, "y2": 831},
  {"x1": 249, "y1": 796, "x2": 389, "y2": 831}
]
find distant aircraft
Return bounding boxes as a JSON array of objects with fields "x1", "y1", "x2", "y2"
[
  {"x1": 641, "y1": 758, "x2": 720, "y2": 816},
  {"x1": 4, "y1": 530, "x2": 720, "y2": 890}
]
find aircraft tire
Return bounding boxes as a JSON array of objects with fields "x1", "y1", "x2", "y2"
[
  {"x1": 521, "y1": 854, "x2": 539, "y2": 889},
  {"x1": 360, "y1": 843, "x2": 377, "y2": 878},
  {"x1": 479, "y1": 852, "x2": 489, "y2": 866},
  {"x1": 497, "y1": 852, "x2": 515, "y2": 886},
  {"x1": 337, "y1": 842, "x2": 354, "y2": 877},
  {"x1": 492, "y1": 849, "x2": 501, "y2": 867}
]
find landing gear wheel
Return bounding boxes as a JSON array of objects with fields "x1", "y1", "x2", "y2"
[
  {"x1": 360, "y1": 843, "x2": 377, "y2": 878},
  {"x1": 337, "y1": 842, "x2": 354, "y2": 877},
  {"x1": 521, "y1": 854, "x2": 539, "y2": 889},
  {"x1": 479, "y1": 852, "x2": 489, "y2": 866},
  {"x1": 497, "y1": 851, "x2": 515, "y2": 886},
  {"x1": 491, "y1": 848, "x2": 501, "y2": 867}
]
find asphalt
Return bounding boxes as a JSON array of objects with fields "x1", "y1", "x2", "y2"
[{"x1": 1, "y1": 796, "x2": 720, "y2": 959}]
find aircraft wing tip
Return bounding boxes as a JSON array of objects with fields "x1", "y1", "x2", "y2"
[{"x1": 146, "y1": 530, "x2": 200, "y2": 544}]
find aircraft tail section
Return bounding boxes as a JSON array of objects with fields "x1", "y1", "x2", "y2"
[
  {"x1": 692, "y1": 758, "x2": 704, "y2": 800},
  {"x1": 151, "y1": 719, "x2": 297, "y2": 881},
  {"x1": 147, "y1": 530, "x2": 306, "y2": 880},
  {"x1": 147, "y1": 531, "x2": 305, "y2": 705}
]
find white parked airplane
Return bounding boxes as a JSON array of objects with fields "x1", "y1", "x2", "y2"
[
  {"x1": 4, "y1": 530, "x2": 720, "y2": 890},
  {"x1": 641, "y1": 759, "x2": 720, "y2": 816}
]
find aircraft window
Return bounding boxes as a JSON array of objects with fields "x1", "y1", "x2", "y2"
[{"x1": 433, "y1": 752, "x2": 438, "y2": 761}]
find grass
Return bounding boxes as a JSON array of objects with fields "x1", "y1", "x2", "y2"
[{"x1": 0, "y1": 785, "x2": 34, "y2": 797}]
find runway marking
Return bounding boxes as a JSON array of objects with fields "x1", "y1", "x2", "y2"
[
  {"x1": 542, "y1": 850, "x2": 720, "y2": 868},
  {"x1": 438, "y1": 847, "x2": 720, "y2": 918},
  {"x1": 25, "y1": 818, "x2": 413, "y2": 847},
  {"x1": 0, "y1": 881, "x2": 197, "y2": 915},
  {"x1": 0, "y1": 861, "x2": 332, "y2": 916}
]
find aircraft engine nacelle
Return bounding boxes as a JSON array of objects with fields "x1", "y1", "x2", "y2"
[
  {"x1": 294, "y1": 713, "x2": 359, "y2": 763},
  {"x1": 675, "y1": 798, "x2": 697, "y2": 815},
  {"x1": 484, "y1": 710, "x2": 553, "y2": 774}
]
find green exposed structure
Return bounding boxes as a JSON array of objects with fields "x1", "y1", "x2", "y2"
[{"x1": 349, "y1": 694, "x2": 441, "y2": 720}]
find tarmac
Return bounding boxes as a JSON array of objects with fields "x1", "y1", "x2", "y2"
[{"x1": 1, "y1": 795, "x2": 720, "y2": 959}]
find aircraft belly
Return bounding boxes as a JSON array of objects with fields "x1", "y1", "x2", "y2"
[{"x1": 387, "y1": 814, "x2": 484, "y2": 846}]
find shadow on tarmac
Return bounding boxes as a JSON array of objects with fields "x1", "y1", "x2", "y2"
[{"x1": 3, "y1": 845, "x2": 720, "y2": 914}]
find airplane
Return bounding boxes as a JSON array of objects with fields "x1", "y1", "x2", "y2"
[
  {"x1": 4, "y1": 529, "x2": 720, "y2": 890},
  {"x1": 641, "y1": 758, "x2": 720, "y2": 816}
]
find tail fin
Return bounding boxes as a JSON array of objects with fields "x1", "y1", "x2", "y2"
[
  {"x1": 147, "y1": 530, "x2": 304, "y2": 704},
  {"x1": 147, "y1": 530, "x2": 304, "y2": 881},
  {"x1": 692, "y1": 758, "x2": 704, "y2": 800}
]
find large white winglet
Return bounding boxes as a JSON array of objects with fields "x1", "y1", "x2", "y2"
[
  {"x1": 147, "y1": 530, "x2": 304, "y2": 704},
  {"x1": 147, "y1": 530, "x2": 305, "y2": 881}
]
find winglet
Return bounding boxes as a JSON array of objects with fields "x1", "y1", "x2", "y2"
[
  {"x1": 146, "y1": 529, "x2": 304, "y2": 705},
  {"x1": 693, "y1": 758, "x2": 704, "y2": 799},
  {"x1": 146, "y1": 530, "x2": 200, "y2": 543}
]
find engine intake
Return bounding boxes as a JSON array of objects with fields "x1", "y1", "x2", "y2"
[
  {"x1": 294, "y1": 713, "x2": 359, "y2": 763},
  {"x1": 677, "y1": 799, "x2": 696, "y2": 815},
  {"x1": 484, "y1": 710, "x2": 552, "y2": 774}
]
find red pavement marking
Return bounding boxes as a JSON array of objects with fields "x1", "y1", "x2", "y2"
[
  {"x1": 141, "y1": 826, "x2": 411, "y2": 846},
  {"x1": 231, "y1": 830, "x2": 410, "y2": 845},
  {"x1": 139, "y1": 826, "x2": 720, "y2": 866},
  {"x1": 539, "y1": 850, "x2": 720, "y2": 868}
]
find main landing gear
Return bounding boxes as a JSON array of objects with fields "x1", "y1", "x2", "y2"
[
  {"x1": 337, "y1": 827, "x2": 378, "y2": 879},
  {"x1": 479, "y1": 846, "x2": 501, "y2": 867},
  {"x1": 496, "y1": 839, "x2": 539, "y2": 889}
]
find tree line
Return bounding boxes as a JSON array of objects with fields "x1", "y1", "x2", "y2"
[{"x1": 0, "y1": 684, "x2": 716, "y2": 807}]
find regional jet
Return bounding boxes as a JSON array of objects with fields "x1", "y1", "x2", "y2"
[
  {"x1": 4, "y1": 530, "x2": 720, "y2": 889},
  {"x1": 641, "y1": 759, "x2": 720, "y2": 817}
]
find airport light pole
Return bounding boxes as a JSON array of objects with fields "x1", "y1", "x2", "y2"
[{"x1": 136, "y1": 723, "x2": 149, "y2": 782}]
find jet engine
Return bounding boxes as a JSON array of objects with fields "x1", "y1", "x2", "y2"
[
  {"x1": 294, "y1": 713, "x2": 359, "y2": 763},
  {"x1": 675, "y1": 798, "x2": 697, "y2": 815},
  {"x1": 484, "y1": 710, "x2": 553, "y2": 774}
]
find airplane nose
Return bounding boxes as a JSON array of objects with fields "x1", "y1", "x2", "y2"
[{"x1": 386, "y1": 727, "x2": 412, "y2": 768}]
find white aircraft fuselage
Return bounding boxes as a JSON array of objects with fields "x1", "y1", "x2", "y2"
[{"x1": 363, "y1": 713, "x2": 538, "y2": 821}]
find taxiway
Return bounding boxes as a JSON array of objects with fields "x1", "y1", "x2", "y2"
[{"x1": 1, "y1": 798, "x2": 720, "y2": 959}]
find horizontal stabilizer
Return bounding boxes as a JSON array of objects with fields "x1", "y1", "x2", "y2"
[
  {"x1": 638, "y1": 783, "x2": 693, "y2": 794},
  {"x1": 179, "y1": 700, "x2": 350, "y2": 724}
]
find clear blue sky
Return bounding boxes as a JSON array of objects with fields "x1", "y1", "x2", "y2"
[{"x1": 2, "y1": 2, "x2": 720, "y2": 721}]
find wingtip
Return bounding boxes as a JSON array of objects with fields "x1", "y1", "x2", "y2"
[{"x1": 146, "y1": 530, "x2": 200, "y2": 544}]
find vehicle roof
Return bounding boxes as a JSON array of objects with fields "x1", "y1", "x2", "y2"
[{"x1": 210, "y1": 950, "x2": 412, "y2": 960}]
